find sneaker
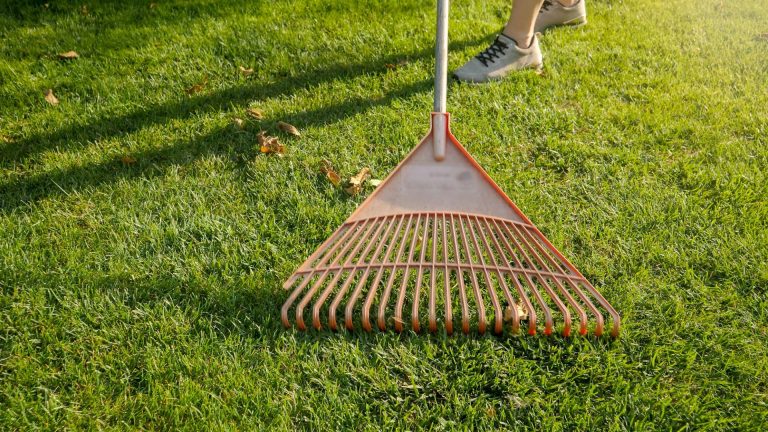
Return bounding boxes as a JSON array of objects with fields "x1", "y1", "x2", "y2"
[
  {"x1": 453, "y1": 34, "x2": 542, "y2": 83},
  {"x1": 535, "y1": 0, "x2": 587, "y2": 33}
]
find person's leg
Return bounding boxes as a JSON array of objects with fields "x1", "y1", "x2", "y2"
[
  {"x1": 534, "y1": 0, "x2": 588, "y2": 34},
  {"x1": 454, "y1": 0, "x2": 589, "y2": 83},
  {"x1": 453, "y1": 0, "x2": 544, "y2": 83},
  {"x1": 502, "y1": 0, "x2": 545, "y2": 48}
]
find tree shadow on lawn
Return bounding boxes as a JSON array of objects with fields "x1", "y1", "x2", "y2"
[
  {"x1": 0, "y1": 35, "x2": 494, "y2": 213},
  {"x1": 1, "y1": 35, "x2": 491, "y2": 164}
]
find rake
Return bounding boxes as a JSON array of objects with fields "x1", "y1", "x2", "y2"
[{"x1": 281, "y1": 0, "x2": 620, "y2": 337}]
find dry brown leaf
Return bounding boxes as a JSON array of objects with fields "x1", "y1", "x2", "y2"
[
  {"x1": 44, "y1": 89, "x2": 59, "y2": 105},
  {"x1": 369, "y1": 179, "x2": 382, "y2": 187},
  {"x1": 185, "y1": 78, "x2": 207, "y2": 95},
  {"x1": 277, "y1": 121, "x2": 300, "y2": 137},
  {"x1": 238, "y1": 66, "x2": 254, "y2": 76},
  {"x1": 58, "y1": 51, "x2": 79, "y2": 60},
  {"x1": 344, "y1": 167, "x2": 371, "y2": 195},
  {"x1": 246, "y1": 107, "x2": 264, "y2": 120},
  {"x1": 232, "y1": 117, "x2": 245, "y2": 129},
  {"x1": 320, "y1": 160, "x2": 341, "y2": 186},
  {"x1": 120, "y1": 155, "x2": 137, "y2": 165},
  {"x1": 503, "y1": 304, "x2": 529, "y2": 322},
  {"x1": 385, "y1": 59, "x2": 409, "y2": 70},
  {"x1": 80, "y1": 5, "x2": 89, "y2": 16},
  {"x1": 257, "y1": 131, "x2": 285, "y2": 155}
]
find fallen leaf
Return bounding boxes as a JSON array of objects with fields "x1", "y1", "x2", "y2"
[
  {"x1": 385, "y1": 59, "x2": 409, "y2": 70},
  {"x1": 1, "y1": 135, "x2": 14, "y2": 143},
  {"x1": 238, "y1": 66, "x2": 254, "y2": 76},
  {"x1": 257, "y1": 131, "x2": 285, "y2": 155},
  {"x1": 246, "y1": 107, "x2": 264, "y2": 120},
  {"x1": 149, "y1": 2, "x2": 157, "y2": 9},
  {"x1": 344, "y1": 167, "x2": 371, "y2": 195},
  {"x1": 320, "y1": 160, "x2": 341, "y2": 186},
  {"x1": 120, "y1": 155, "x2": 137, "y2": 165},
  {"x1": 44, "y1": 89, "x2": 59, "y2": 105},
  {"x1": 756, "y1": 33, "x2": 768, "y2": 41},
  {"x1": 80, "y1": 5, "x2": 89, "y2": 16},
  {"x1": 232, "y1": 117, "x2": 245, "y2": 129},
  {"x1": 503, "y1": 303, "x2": 529, "y2": 322},
  {"x1": 185, "y1": 78, "x2": 207, "y2": 95},
  {"x1": 369, "y1": 179, "x2": 382, "y2": 187},
  {"x1": 277, "y1": 121, "x2": 300, "y2": 137},
  {"x1": 58, "y1": 50, "x2": 79, "y2": 60}
]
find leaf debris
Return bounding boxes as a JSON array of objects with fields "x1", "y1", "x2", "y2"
[
  {"x1": 277, "y1": 121, "x2": 300, "y2": 137},
  {"x1": 58, "y1": 51, "x2": 79, "y2": 60},
  {"x1": 257, "y1": 131, "x2": 285, "y2": 155},
  {"x1": 44, "y1": 89, "x2": 59, "y2": 105},
  {"x1": 503, "y1": 304, "x2": 529, "y2": 322},
  {"x1": 344, "y1": 167, "x2": 371, "y2": 195},
  {"x1": 239, "y1": 66, "x2": 254, "y2": 76},
  {"x1": 185, "y1": 78, "x2": 207, "y2": 95},
  {"x1": 320, "y1": 160, "x2": 342, "y2": 186},
  {"x1": 385, "y1": 59, "x2": 409, "y2": 70},
  {"x1": 120, "y1": 155, "x2": 137, "y2": 165},
  {"x1": 246, "y1": 107, "x2": 264, "y2": 120},
  {"x1": 233, "y1": 117, "x2": 245, "y2": 129}
]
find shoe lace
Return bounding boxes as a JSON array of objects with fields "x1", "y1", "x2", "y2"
[{"x1": 475, "y1": 36, "x2": 509, "y2": 67}]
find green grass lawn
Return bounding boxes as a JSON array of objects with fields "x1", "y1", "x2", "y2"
[{"x1": 1, "y1": 0, "x2": 767, "y2": 429}]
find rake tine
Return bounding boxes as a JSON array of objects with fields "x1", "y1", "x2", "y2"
[
  {"x1": 523, "y1": 229, "x2": 603, "y2": 336},
  {"x1": 395, "y1": 215, "x2": 423, "y2": 333},
  {"x1": 378, "y1": 215, "x2": 414, "y2": 331},
  {"x1": 344, "y1": 217, "x2": 397, "y2": 331},
  {"x1": 489, "y1": 219, "x2": 539, "y2": 335},
  {"x1": 498, "y1": 222, "x2": 557, "y2": 335},
  {"x1": 449, "y1": 215, "x2": 470, "y2": 334},
  {"x1": 574, "y1": 279, "x2": 621, "y2": 337},
  {"x1": 524, "y1": 228, "x2": 620, "y2": 337},
  {"x1": 326, "y1": 218, "x2": 383, "y2": 330},
  {"x1": 506, "y1": 222, "x2": 572, "y2": 336},
  {"x1": 458, "y1": 214, "x2": 487, "y2": 334},
  {"x1": 477, "y1": 217, "x2": 520, "y2": 334},
  {"x1": 466, "y1": 216, "x2": 503, "y2": 335},
  {"x1": 283, "y1": 221, "x2": 348, "y2": 290},
  {"x1": 516, "y1": 227, "x2": 590, "y2": 335},
  {"x1": 411, "y1": 214, "x2": 432, "y2": 333},
  {"x1": 561, "y1": 277, "x2": 604, "y2": 335},
  {"x1": 295, "y1": 219, "x2": 375, "y2": 330},
  {"x1": 282, "y1": 220, "x2": 362, "y2": 328},
  {"x1": 428, "y1": 214, "x2": 439, "y2": 333},
  {"x1": 362, "y1": 216, "x2": 406, "y2": 331},
  {"x1": 442, "y1": 214, "x2": 453, "y2": 335}
]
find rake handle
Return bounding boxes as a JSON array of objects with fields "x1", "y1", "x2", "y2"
[{"x1": 432, "y1": 0, "x2": 450, "y2": 161}]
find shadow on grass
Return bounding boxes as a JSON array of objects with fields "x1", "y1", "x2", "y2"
[
  {"x1": 106, "y1": 270, "x2": 617, "y2": 361},
  {"x1": 0, "y1": 35, "x2": 493, "y2": 213}
]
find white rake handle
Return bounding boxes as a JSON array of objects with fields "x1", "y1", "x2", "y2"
[{"x1": 432, "y1": 0, "x2": 449, "y2": 161}]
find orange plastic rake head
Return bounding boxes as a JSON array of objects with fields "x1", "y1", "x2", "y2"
[{"x1": 281, "y1": 0, "x2": 620, "y2": 337}]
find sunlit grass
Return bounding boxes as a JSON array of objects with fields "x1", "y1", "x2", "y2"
[{"x1": 1, "y1": 0, "x2": 766, "y2": 429}]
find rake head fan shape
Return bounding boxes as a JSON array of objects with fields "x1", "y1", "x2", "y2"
[{"x1": 281, "y1": 0, "x2": 620, "y2": 337}]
